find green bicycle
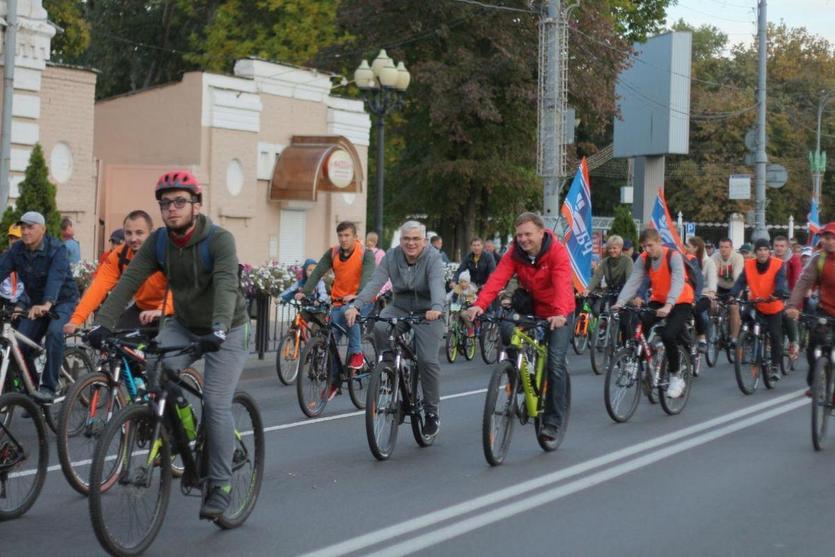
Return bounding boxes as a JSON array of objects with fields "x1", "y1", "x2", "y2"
[
  {"x1": 445, "y1": 302, "x2": 477, "y2": 363},
  {"x1": 482, "y1": 313, "x2": 571, "y2": 466}
]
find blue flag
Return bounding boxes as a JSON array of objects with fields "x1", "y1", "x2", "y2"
[
  {"x1": 560, "y1": 159, "x2": 593, "y2": 293},
  {"x1": 808, "y1": 198, "x2": 821, "y2": 246},
  {"x1": 650, "y1": 187, "x2": 686, "y2": 253}
]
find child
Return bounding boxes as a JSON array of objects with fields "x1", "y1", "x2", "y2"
[
  {"x1": 447, "y1": 270, "x2": 478, "y2": 334},
  {"x1": 280, "y1": 258, "x2": 328, "y2": 303}
]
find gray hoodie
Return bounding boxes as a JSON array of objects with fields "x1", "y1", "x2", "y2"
[{"x1": 354, "y1": 245, "x2": 446, "y2": 313}]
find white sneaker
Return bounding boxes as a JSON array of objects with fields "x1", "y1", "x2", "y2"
[{"x1": 667, "y1": 374, "x2": 686, "y2": 399}]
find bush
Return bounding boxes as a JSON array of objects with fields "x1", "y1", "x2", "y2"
[{"x1": 609, "y1": 204, "x2": 638, "y2": 248}]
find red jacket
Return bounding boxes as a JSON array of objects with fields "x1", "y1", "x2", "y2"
[
  {"x1": 475, "y1": 230, "x2": 575, "y2": 318},
  {"x1": 785, "y1": 253, "x2": 802, "y2": 290}
]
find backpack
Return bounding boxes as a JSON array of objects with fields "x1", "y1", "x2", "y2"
[
  {"x1": 154, "y1": 225, "x2": 217, "y2": 272},
  {"x1": 644, "y1": 248, "x2": 704, "y2": 299}
]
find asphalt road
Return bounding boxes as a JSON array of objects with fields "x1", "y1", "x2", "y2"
[{"x1": 1, "y1": 347, "x2": 831, "y2": 557}]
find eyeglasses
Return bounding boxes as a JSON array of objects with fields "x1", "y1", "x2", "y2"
[
  {"x1": 158, "y1": 197, "x2": 194, "y2": 210},
  {"x1": 400, "y1": 236, "x2": 423, "y2": 244}
]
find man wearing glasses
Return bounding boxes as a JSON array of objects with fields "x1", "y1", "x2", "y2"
[
  {"x1": 88, "y1": 170, "x2": 249, "y2": 520},
  {"x1": 345, "y1": 220, "x2": 446, "y2": 438}
]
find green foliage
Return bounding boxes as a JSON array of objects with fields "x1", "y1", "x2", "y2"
[
  {"x1": 609, "y1": 204, "x2": 638, "y2": 247},
  {"x1": 0, "y1": 145, "x2": 62, "y2": 245},
  {"x1": 45, "y1": 0, "x2": 91, "y2": 60}
]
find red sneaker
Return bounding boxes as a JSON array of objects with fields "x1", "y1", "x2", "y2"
[
  {"x1": 348, "y1": 353, "x2": 365, "y2": 370},
  {"x1": 321, "y1": 385, "x2": 339, "y2": 401}
]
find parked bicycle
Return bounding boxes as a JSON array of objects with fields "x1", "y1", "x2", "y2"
[
  {"x1": 0, "y1": 391, "x2": 49, "y2": 521},
  {"x1": 481, "y1": 313, "x2": 571, "y2": 466},
  {"x1": 88, "y1": 337, "x2": 264, "y2": 557},
  {"x1": 604, "y1": 307, "x2": 694, "y2": 423},
  {"x1": 804, "y1": 313, "x2": 835, "y2": 450}
]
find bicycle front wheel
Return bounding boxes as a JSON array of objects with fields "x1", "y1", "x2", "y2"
[
  {"x1": 479, "y1": 320, "x2": 500, "y2": 364},
  {"x1": 605, "y1": 349, "x2": 642, "y2": 423},
  {"x1": 705, "y1": 318, "x2": 719, "y2": 368},
  {"x1": 659, "y1": 346, "x2": 693, "y2": 416},
  {"x1": 214, "y1": 390, "x2": 265, "y2": 529},
  {"x1": 445, "y1": 328, "x2": 459, "y2": 363},
  {"x1": 734, "y1": 330, "x2": 760, "y2": 395},
  {"x1": 89, "y1": 404, "x2": 172, "y2": 557},
  {"x1": 589, "y1": 316, "x2": 609, "y2": 375},
  {"x1": 365, "y1": 362, "x2": 400, "y2": 461},
  {"x1": 276, "y1": 332, "x2": 303, "y2": 386},
  {"x1": 571, "y1": 316, "x2": 589, "y2": 354},
  {"x1": 811, "y1": 357, "x2": 833, "y2": 451},
  {"x1": 482, "y1": 361, "x2": 517, "y2": 466},
  {"x1": 0, "y1": 393, "x2": 48, "y2": 521},
  {"x1": 297, "y1": 337, "x2": 330, "y2": 418}
]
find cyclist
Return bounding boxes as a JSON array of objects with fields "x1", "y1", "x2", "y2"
[
  {"x1": 786, "y1": 222, "x2": 835, "y2": 392},
  {"x1": 64, "y1": 210, "x2": 172, "y2": 334},
  {"x1": 774, "y1": 235, "x2": 801, "y2": 359},
  {"x1": 0, "y1": 211, "x2": 79, "y2": 402},
  {"x1": 0, "y1": 225, "x2": 25, "y2": 304},
  {"x1": 280, "y1": 258, "x2": 328, "y2": 303},
  {"x1": 296, "y1": 221, "x2": 375, "y2": 400},
  {"x1": 345, "y1": 220, "x2": 446, "y2": 437},
  {"x1": 728, "y1": 238, "x2": 789, "y2": 383},
  {"x1": 685, "y1": 236, "x2": 717, "y2": 353},
  {"x1": 87, "y1": 170, "x2": 250, "y2": 520},
  {"x1": 465, "y1": 212, "x2": 574, "y2": 443},
  {"x1": 612, "y1": 228, "x2": 694, "y2": 399},
  {"x1": 712, "y1": 238, "x2": 744, "y2": 345},
  {"x1": 454, "y1": 237, "x2": 496, "y2": 288},
  {"x1": 587, "y1": 234, "x2": 632, "y2": 313}
]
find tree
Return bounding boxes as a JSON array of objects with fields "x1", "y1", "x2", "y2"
[
  {"x1": 44, "y1": 0, "x2": 91, "y2": 60},
  {"x1": 0, "y1": 145, "x2": 62, "y2": 246},
  {"x1": 609, "y1": 204, "x2": 637, "y2": 247}
]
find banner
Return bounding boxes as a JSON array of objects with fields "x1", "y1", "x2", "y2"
[
  {"x1": 808, "y1": 198, "x2": 821, "y2": 246},
  {"x1": 560, "y1": 158, "x2": 593, "y2": 293},
  {"x1": 649, "y1": 186, "x2": 686, "y2": 253}
]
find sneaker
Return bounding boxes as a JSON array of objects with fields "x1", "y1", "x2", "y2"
[
  {"x1": 347, "y1": 353, "x2": 365, "y2": 370},
  {"x1": 423, "y1": 413, "x2": 440, "y2": 437},
  {"x1": 31, "y1": 387, "x2": 55, "y2": 403},
  {"x1": 666, "y1": 374, "x2": 686, "y2": 399},
  {"x1": 199, "y1": 484, "x2": 231, "y2": 520},
  {"x1": 697, "y1": 340, "x2": 708, "y2": 354},
  {"x1": 538, "y1": 425, "x2": 559, "y2": 443},
  {"x1": 788, "y1": 342, "x2": 800, "y2": 361},
  {"x1": 321, "y1": 385, "x2": 339, "y2": 402}
]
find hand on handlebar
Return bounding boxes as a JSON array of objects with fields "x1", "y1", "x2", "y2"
[
  {"x1": 785, "y1": 308, "x2": 800, "y2": 320},
  {"x1": 86, "y1": 325, "x2": 113, "y2": 350},
  {"x1": 465, "y1": 305, "x2": 484, "y2": 322},
  {"x1": 655, "y1": 303, "x2": 673, "y2": 318},
  {"x1": 425, "y1": 310, "x2": 443, "y2": 321},
  {"x1": 28, "y1": 303, "x2": 53, "y2": 320}
]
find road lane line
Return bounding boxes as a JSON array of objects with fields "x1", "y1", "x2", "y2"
[
  {"x1": 298, "y1": 389, "x2": 806, "y2": 557},
  {"x1": 367, "y1": 397, "x2": 808, "y2": 557}
]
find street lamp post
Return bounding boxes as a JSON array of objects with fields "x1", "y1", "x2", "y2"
[
  {"x1": 810, "y1": 89, "x2": 834, "y2": 208},
  {"x1": 354, "y1": 50, "x2": 411, "y2": 241}
]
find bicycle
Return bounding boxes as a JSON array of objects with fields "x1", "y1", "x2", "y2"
[
  {"x1": 56, "y1": 329, "x2": 203, "y2": 495},
  {"x1": 705, "y1": 297, "x2": 734, "y2": 367},
  {"x1": 445, "y1": 300, "x2": 476, "y2": 363},
  {"x1": 481, "y1": 313, "x2": 572, "y2": 466},
  {"x1": 732, "y1": 297, "x2": 784, "y2": 395},
  {"x1": 478, "y1": 312, "x2": 501, "y2": 364},
  {"x1": 365, "y1": 313, "x2": 439, "y2": 461},
  {"x1": 604, "y1": 307, "x2": 694, "y2": 423},
  {"x1": 275, "y1": 300, "x2": 313, "y2": 386},
  {"x1": 296, "y1": 302, "x2": 377, "y2": 418},
  {"x1": 572, "y1": 294, "x2": 597, "y2": 355},
  {"x1": 806, "y1": 313, "x2": 835, "y2": 450},
  {"x1": 88, "y1": 337, "x2": 264, "y2": 557},
  {"x1": 0, "y1": 304, "x2": 92, "y2": 432},
  {"x1": 0, "y1": 391, "x2": 48, "y2": 521},
  {"x1": 589, "y1": 289, "x2": 620, "y2": 375}
]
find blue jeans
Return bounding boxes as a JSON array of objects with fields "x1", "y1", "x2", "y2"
[
  {"x1": 17, "y1": 301, "x2": 74, "y2": 392},
  {"x1": 331, "y1": 303, "x2": 371, "y2": 356}
]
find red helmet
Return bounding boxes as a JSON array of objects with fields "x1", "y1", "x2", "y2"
[{"x1": 155, "y1": 171, "x2": 202, "y2": 201}]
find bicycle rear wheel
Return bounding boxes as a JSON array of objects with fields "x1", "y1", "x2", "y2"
[
  {"x1": 463, "y1": 332, "x2": 477, "y2": 361},
  {"x1": 213, "y1": 390, "x2": 265, "y2": 529},
  {"x1": 589, "y1": 316, "x2": 606, "y2": 375},
  {"x1": 44, "y1": 346, "x2": 94, "y2": 433},
  {"x1": 811, "y1": 357, "x2": 833, "y2": 451},
  {"x1": 761, "y1": 337, "x2": 776, "y2": 390},
  {"x1": 482, "y1": 361, "x2": 517, "y2": 466},
  {"x1": 89, "y1": 404, "x2": 172, "y2": 557},
  {"x1": 659, "y1": 346, "x2": 693, "y2": 416},
  {"x1": 57, "y1": 372, "x2": 127, "y2": 495},
  {"x1": 409, "y1": 367, "x2": 435, "y2": 448},
  {"x1": 348, "y1": 335, "x2": 377, "y2": 410},
  {"x1": 276, "y1": 332, "x2": 303, "y2": 386},
  {"x1": 297, "y1": 337, "x2": 330, "y2": 418},
  {"x1": 445, "y1": 328, "x2": 459, "y2": 363},
  {"x1": 734, "y1": 330, "x2": 760, "y2": 395},
  {"x1": 0, "y1": 393, "x2": 48, "y2": 521},
  {"x1": 365, "y1": 362, "x2": 400, "y2": 461},
  {"x1": 705, "y1": 317, "x2": 719, "y2": 368},
  {"x1": 535, "y1": 373, "x2": 570, "y2": 452},
  {"x1": 479, "y1": 320, "x2": 500, "y2": 364},
  {"x1": 605, "y1": 349, "x2": 642, "y2": 423}
]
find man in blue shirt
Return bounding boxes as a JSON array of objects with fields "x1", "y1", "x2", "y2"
[
  {"x1": 60, "y1": 216, "x2": 81, "y2": 265},
  {"x1": 0, "y1": 211, "x2": 79, "y2": 401}
]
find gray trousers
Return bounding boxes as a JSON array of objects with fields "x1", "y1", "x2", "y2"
[
  {"x1": 155, "y1": 319, "x2": 250, "y2": 486},
  {"x1": 374, "y1": 305, "x2": 444, "y2": 415}
]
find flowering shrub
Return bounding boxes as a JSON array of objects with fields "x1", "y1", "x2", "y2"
[
  {"x1": 71, "y1": 260, "x2": 99, "y2": 293},
  {"x1": 443, "y1": 262, "x2": 459, "y2": 284},
  {"x1": 240, "y1": 261, "x2": 300, "y2": 299}
]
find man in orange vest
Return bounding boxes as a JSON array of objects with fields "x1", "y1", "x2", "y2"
[
  {"x1": 298, "y1": 221, "x2": 376, "y2": 400},
  {"x1": 63, "y1": 210, "x2": 173, "y2": 334},
  {"x1": 612, "y1": 228, "x2": 694, "y2": 399},
  {"x1": 728, "y1": 238, "x2": 789, "y2": 382}
]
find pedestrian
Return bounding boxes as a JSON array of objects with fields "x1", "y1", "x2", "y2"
[
  {"x1": 365, "y1": 231, "x2": 385, "y2": 264},
  {"x1": 99, "y1": 228, "x2": 125, "y2": 266},
  {"x1": 61, "y1": 216, "x2": 81, "y2": 265},
  {"x1": 454, "y1": 236, "x2": 496, "y2": 288},
  {"x1": 739, "y1": 242, "x2": 754, "y2": 260},
  {"x1": 430, "y1": 235, "x2": 450, "y2": 264},
  {"x1": 484, "y1": 239, "x2": 501, "y2": 266}
]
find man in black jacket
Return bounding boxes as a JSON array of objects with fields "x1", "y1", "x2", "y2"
[{"x1": 453, "y1": 237, "x2": 496, "y2": 287}]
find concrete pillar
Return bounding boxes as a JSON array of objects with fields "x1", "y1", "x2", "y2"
[
  {"x1": 729, "y1": 212, "x2": 745, "y2": 248},
  {"x1": 631, "y1": 155, "x2": 665, "y2": 226}
]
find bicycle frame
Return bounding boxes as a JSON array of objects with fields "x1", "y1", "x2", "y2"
[
  {"x1": 0, "y1": 321, "x2": 48, "y2": 397},
  {"x1": 508, "y1": 326, "x2": 547, "y2": 418}
]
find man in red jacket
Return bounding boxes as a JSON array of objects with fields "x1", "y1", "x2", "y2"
[{"x1": 466, "y1": 212, "x2": 575, "y2": 443}]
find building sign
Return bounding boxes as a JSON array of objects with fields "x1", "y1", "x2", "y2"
[
  {"x1": 729, "y1": 174, "x2": 751, "y2": 200},
  {"x1": 325, "y1": 149, "x2": 354, "y2": 189}
]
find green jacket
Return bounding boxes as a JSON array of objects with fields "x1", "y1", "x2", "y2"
[
  {"x1": 95, "y1": 214, "x2": 248, "y2": 334},
  {"x1": 303, "y1": 244, "x2": 376, "y2": 298}
]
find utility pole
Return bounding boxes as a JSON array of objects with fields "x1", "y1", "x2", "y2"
[
  {"x1": 538, "y1": 0, "x2": 566, "y2": 223},
  {"x1": 0, "y1": 0, "x2": 17, "y2": 211},
  {"x1": 752, "y1": 0, "x2": 769, "y2": 242}
]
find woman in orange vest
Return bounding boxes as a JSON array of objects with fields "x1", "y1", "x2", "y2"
[
  {"x1": 298, "y1": 221, "x2": 376, "y2": 401},
  {"x1": 728, "y1": 238, "x2": 789, "y2": 382}
]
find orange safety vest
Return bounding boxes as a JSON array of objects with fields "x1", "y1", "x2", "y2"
[
  {"x1": 744, "y1": 257, "x2": 784, "y2": 315},
  {"x1": 330, "y1": 240, "x2": 364, "y2": 306},
  {"x1": 644, "y1": 247, "x2": 694, "y2": 305}
]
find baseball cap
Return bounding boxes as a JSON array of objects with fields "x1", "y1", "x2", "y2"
[
  {"x1": 7, "y1": 224, "x2": 21, "y2": 238},
  {"x1": 623, "y1": 239, "x2": 634, "y2": 250},
  {"x1": 109, "y1": 228, "x2": 125, "y2": 243},
  {"x1": 821, "y1": 222, "x2": 835, "y2": 236},
  {"x1": 739, "y1": 242, "x2": 753, "y2": 253},
  {"x1": 753, "y1": 238, "x2": 771, "y2": 251},
  {"x1": 17, "y1": 211, "x2": 45, "y2": 226}
]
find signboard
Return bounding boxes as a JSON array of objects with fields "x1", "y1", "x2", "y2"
[
  {"x1": 324, "y1": 149, "x2": 355, "y2": 188},
  {"x1": 686, "y1": 222, "x2": 695, "y2": 237},
  {"x1": 729, "y1": 174, "x2": 751, "y2": 200},
  {"x1": 766, "y1": 163, "x2": 788, "y2": 189}
]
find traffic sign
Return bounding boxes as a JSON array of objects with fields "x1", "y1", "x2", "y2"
[
  {"x1": 729, "y1": 174, "x2": 751, "y2": 200},
  {"x1": 686, "y1": 222, "x2": 695, "y2": 237},
  {"x1": 744, "y1": 128, "x2": 758, "y2": 152},
  {"x1": 766, "y1": 163, "x2": 788, "y2": 189}
]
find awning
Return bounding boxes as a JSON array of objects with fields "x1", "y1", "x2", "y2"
[{"x1": 270, "y1": 135, "x2": 364, "y2": 202}]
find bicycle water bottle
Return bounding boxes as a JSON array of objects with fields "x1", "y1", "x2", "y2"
[{"x1": 175, "y1": 396, "x2": 197, "y2": 442}]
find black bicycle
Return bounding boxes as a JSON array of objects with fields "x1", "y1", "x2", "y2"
[
  {"x1": 732, "y1": 297, "x2": 784, "y2": 395},
  {"x1": 88, "y1": 337, "x2": 264, "y2": 557},
  {"x1": 365, "y1": 313, "x2": 437, "y2": 461},
  {"x1": 705, "y1": 297, "x2": 734, "y2": 367},
  {"x1": 805, "y1": 313, "x2": 835, "y2": 450},
  {"x1": 589, "y1": 289, "x2": 621, "y2": 375},
  {"x1": 0, "y1": 391, "x2": 49, "y2": 521}
]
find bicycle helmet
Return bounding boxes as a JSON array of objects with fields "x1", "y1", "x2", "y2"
[{"x1": 155, "y1": 170, "x2": 202, "y2": 202}]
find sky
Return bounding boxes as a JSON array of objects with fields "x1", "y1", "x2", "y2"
[{"x1": 664, "y1": 0, "x2": 835, "y2": 50}]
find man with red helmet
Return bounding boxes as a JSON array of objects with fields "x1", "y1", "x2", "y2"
[{"x1": 89, "y1": 170, "x2": 250, "y2": 520}]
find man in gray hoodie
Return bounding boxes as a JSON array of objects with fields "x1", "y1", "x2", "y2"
[{"x1": 345, "y1": 220, "x2": 446, "y2": 437}]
